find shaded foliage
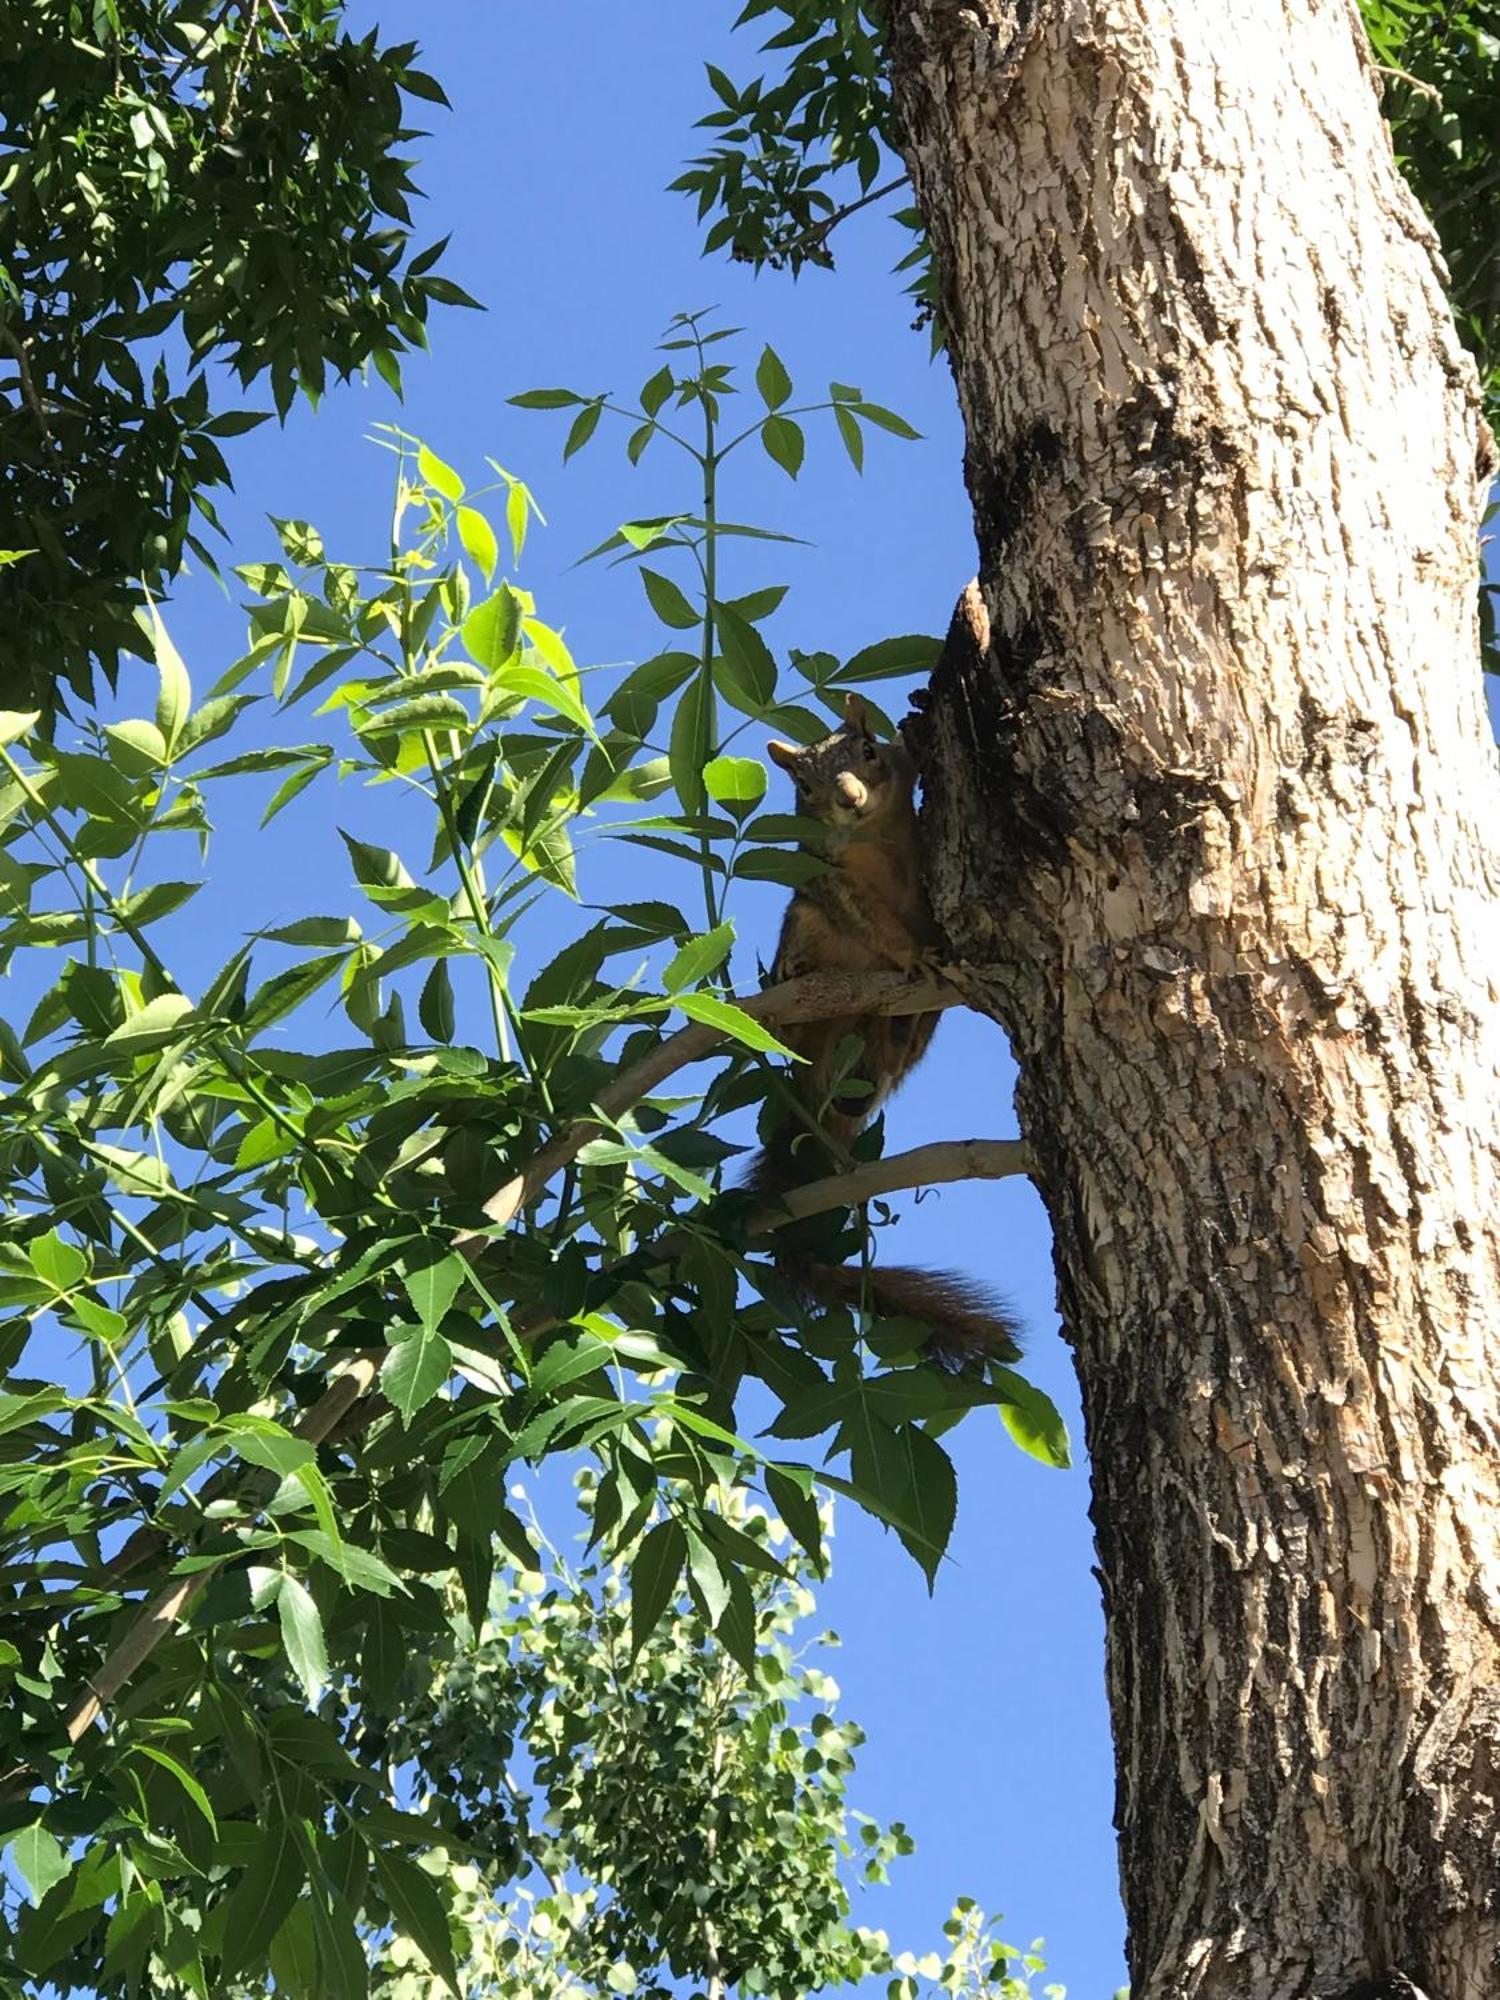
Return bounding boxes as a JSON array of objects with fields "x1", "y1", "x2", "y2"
[{"x1": 0, "y1": 0, "x2": 473, "y2": 713}]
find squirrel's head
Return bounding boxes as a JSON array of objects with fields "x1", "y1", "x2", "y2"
[{"x1": 766, "y1": 693, "x2": 915, "y2": 831}]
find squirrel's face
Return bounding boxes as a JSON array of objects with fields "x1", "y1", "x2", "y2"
[{"x1": 766, "y1": 694, "x2": 913, "y2": 830}]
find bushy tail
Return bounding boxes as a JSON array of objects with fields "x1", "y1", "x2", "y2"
[{"x1": 783, "y1": 1257, "x2": 1022, "y2": 1367}]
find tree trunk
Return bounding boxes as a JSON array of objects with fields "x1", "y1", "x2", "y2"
[{"x1": 888, "y1": 3, "x2": 1500, "y2": 1995}]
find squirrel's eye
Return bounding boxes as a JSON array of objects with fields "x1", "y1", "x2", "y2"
[{"x1": 860, "y1": 739, "x2": 878, "y2": 762}]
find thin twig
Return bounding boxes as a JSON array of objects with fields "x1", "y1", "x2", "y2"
[
  {"x1": 1372, "y1": 62, "x2": 1442, "y2": 105},
  {"x1": 753, "y1": 174, "x2": 908, "y2": 270},
  {"x1": 0, "y1": 323, "x2": 56, "y2": 453}
]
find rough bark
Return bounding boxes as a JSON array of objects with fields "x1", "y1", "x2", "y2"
[{"x1": 888, "y1": 3, "x2": 1500, "y2": 1996}]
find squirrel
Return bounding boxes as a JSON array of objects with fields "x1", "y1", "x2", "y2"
[{"x1": 743, "y1": 691, "x2": 1021, "y2": 1366}]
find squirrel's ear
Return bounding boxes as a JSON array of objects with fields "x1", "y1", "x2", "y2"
[
  {"x1": 843, "y1": 691, "x2": 870, "y2": 732},
  {"x1": 766, "y1": 739, "x2": 799, "y2": 772}
]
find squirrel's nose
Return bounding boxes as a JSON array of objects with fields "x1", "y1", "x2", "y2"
[{"x1": 835, "y1": 775, "x2": 868, "y2": 810}]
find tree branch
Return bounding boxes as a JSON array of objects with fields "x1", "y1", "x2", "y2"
[
  {"x1": 754, "y1": 173, "x2": 909, "y2": 270},
  {"x1": 462, "y1": 968, "x2": 959, "y2": 1239},
  {"x1": 746, "y1": 1136, "x2": 1029, "y2": 1229},
  {"x1": 32, "y1": 1130, "x2": 1028, "y2": 1769}
]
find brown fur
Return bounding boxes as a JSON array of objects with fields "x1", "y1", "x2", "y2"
[{"x1": 748, "y1": 695, "x2": 1021, "y2": 1364}]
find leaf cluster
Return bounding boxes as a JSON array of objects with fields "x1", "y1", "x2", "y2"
[
  {"x1": 0, "y1": 0, "x2": 472, "y2": 712},
  {"x1": 0, "y1": 319, "x2": 1065, "y2": 1995},
  {"x1": 684, "y1": 2, "x2": 1500, "y2": 439}
]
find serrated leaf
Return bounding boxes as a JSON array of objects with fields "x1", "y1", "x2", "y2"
[
  {"x1": 148, "y1": 602, "x2": 191, "y2": 751},
  {"x1": 400, "y1": 1249, "x2": 467, "y2": 1335},
  {"x1": 276, "y1": 1572, "x2": 329, "y2": 1699},
  {"x1": 381, "y1": 1327, "x2": 453, "y2": 1422},
  {"x1": 761, "y1": 414, "x2": 805, "y2": 478},
  {"x1": 855, "y1": 401, "x2": 922, "y2": 439},
  {"x1": 455, "y1": 506, "x2": 499, "y2": 582},
  {"x1": 417, "y1": 444, "x2": 464, "y2": 501},
  {"x1": 373, "y1": 1850, "x2": 461, "y2": 1997},
  {"x1": 755, "y1": 344, "x2": 793, "y2": 410},
  {"x1": 668, "y1": 672, "x2": 713, "y2": 815},
  {"x1": 418, "y1": 958, "x2": 455, "y2": 1042},
  {"x1": 131, "y1": 1745, "x2": 217, "y2": 1837},
  {"x1": 564, "y1": 400, "x2": 603, "y2": 458},
  {"x1": 462, "y1": 587, "x2": 522, "y2": 670},
  {"x1": 663, "y1": 920, "x2": 735, "y2": 992},
  {"x1": 103, "y1": 993, "x2": 194, "y2": 1053},
  {"x1": 340, "y1": 831, "x2": 415, "y2": 893},
  {"x1": 11, "y1": 1823, "x2": 69, "y2": 1904},
  {"x1": 219, "y1": 1817, "x2": 304, "y2": 1978},
  {"x1": 834, "y1": 402, "x2": 864, "y2": 472},
  {"x1": 672, "y1": 988, "x2": 796, "y2": 1056},
  {"x1": 631, "y1": 1518, "x2": 685, "y2": 1654},
  {"x1": 508, "y1": 387, "x2": 586, "y2": 409},
  {"x1": 994, "y1": 1370, "x2": 1072, "y2": 1467},
  {"x1": 641, "y1": 567, "x2": 700, "y2": 631},
  {"x1": 260, "y1": 916, "x2": 362, "y2": 946},
  {"x1": 715, "y1": 602, "x2": 778, "y2": 707},
  {"x1": 838, "y1": 633, "x2": 944, "y2": 683}
]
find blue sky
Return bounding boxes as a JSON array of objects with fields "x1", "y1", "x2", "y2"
[{"x1": 25, "y1": 3, "x2": 1125, "y2": 1990}]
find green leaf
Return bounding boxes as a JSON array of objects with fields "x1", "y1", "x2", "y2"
[
  {"x1": 564, "y1": 400, "x2": 604, "y2": 458},
  {"x1": 672, "y1": 989, "x2": 796, "y2": 1056},
  {"x1": 855, "y1": 401, "x2": 922, "y2": 439},
  {"x1": 639, "y1": 364, "x2": 674, "y2": 416},
  {"x1": 340, "y1": 831, "x2": 415, "y2": 894},
  {"x1": 994, "y1": 1370, "x2": 1072, "y2": 1468},
  {"x1": 103, "y1": 993, "x2": 194, "y2": 1054},
  {"x1": 455, "y1": 505, "x2": 499, "y2": 582},
  {"x1": 839, "y1": 633, "x2": 943, "y2": 683},
  {"x1": 227, "y1": 1424, "x2": 316, "y2": 1480},
  {"x1": 103, "y1": 718, "x2": 168, "y2": 774},
  {"x1": 131, "y1": 1745, "x2": 217, "y2": 1837},
  {"x1": 761, "y1": 414, "x2": 805, "y2": 478},
  {"x1": 372, "y1": 1849, "x2": 461, "y2": 1997},
  {"x1": 766, "y1": 1465, "x2": 824, "y2": 1569},
  {"x1": 463, "y1": 586, "x2": 523, "y2": 669},
  {"x1": 261, "y1": 916, "x2": 362, "y2": 946},
  {"x1": 219, "y1": 1817, "x2": 305, "y2": 1978},
  {"x1": 276, "y1": 1572, "x2": 329, "y2": 1700},
  {"x1": 495, "y1": 663, "x2": 598, "y2": 740},
  {"x1": 834, "y1": 402, "x2": 864, "y2": 472},
  {"x1": 668, "y1": 671, "x2": 713, "y2": 815},
  {"x1": 148, "y1": 601, "x2": 191, "y2": 752},
  {"x1": 382, "y1": 1327, "x2": 453, "y2": 1423},
  {"x1": 755, "y1": 344, "x2": 793, "y2": 410},
  {"x1": 508, "y1": 387, "x2": 586, "y2": 409},
  {"x1": 26, "y1": 1229, "x2": 87, "y2": 1292},
  {"x1": 702, "y1": 754, "x2": 767, "y2": 810},
  {"x1": 606, "y1": 1963, "x2": 639, "y2": 1995},
  {"x1": 419, "y1": 957, "x2": 455, "y2": 1042},
  {"x1": 631, "y1": 1518, "x2": 685, "y2": 1655},
  {"x1": 640, "y1": 567, "x2": 701, "y2": 631},
  {"x1": 116, "y1": 879, "x2": 202, "y2": 927},
  {"x1": 400, "y1": 1249, "x2": 468, "y2": 1335},
  {"x1": 663, "y1": 920, "x2": 735, "y2": 993},
  {"x1": 11, "y1": 1823, "x2": 69, "y2": 1905},
  {"x1": 715, "y1": 601, "x2": 778, "y2": 708},
  {"x1": 417, "y1": 444, "x2": 465, "y2": 501},
  {"x1": 0, "y1": 710, "x2": 40, "y2": 748}
]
